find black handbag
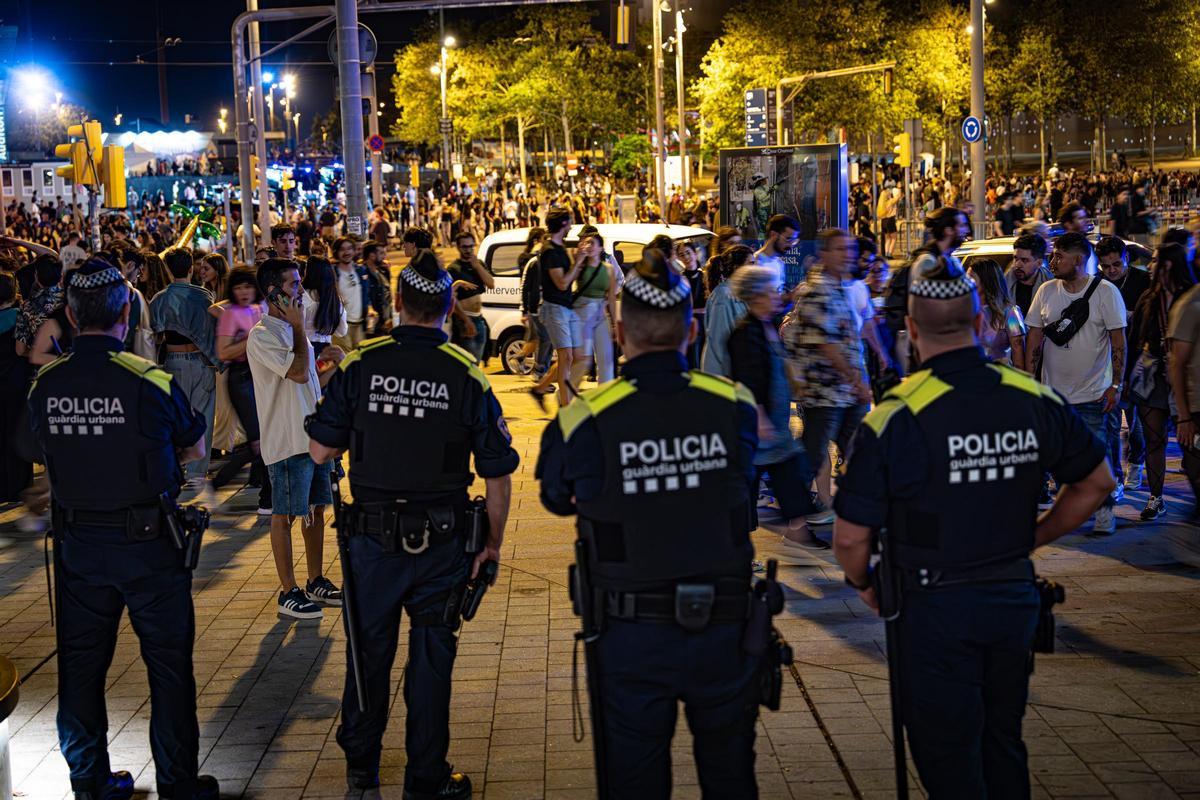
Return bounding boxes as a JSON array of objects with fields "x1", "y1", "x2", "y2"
[{"x1": 1044, "y1": 277, "x2": 1102, "y2": 347}]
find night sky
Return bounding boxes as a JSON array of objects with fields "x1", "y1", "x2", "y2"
[{"x1": 5, "y1": 0, "x2": 586, "y2": 133}]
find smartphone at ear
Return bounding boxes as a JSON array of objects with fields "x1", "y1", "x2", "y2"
[{"x1": 267, "y1": 287, "x2": 285, "y2": 308}]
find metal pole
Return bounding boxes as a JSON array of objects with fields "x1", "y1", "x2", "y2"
[
  {"x1": 247, "y1": 0, "x2": 272, "y2": 249},
  {"x1": 223, "y1": 186, "x2": 235, "y2": 267},
  {"x1": 869, "y1": 132, "x2": 878, "y2": 240},
  {"x1": 366, "y1": 69, "x2": 384, "y2": 208},
  {"x1": 651, "y1": 0, "x2": 666, "y2": 206},
  {"x1": 439, "y1": 8, "x2": 452, "y2": 175},
  {"x1": 969, "y1": 0, "x2": 987, "y2": 240},
  {"x1": 674, "y1": 3, "x2": 686, "y2": 195},
  {"x1": 336, "y1": 0, "x2": 368, "y2": 238}
]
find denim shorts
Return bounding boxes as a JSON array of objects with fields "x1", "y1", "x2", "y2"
[
  {"x1": 266, "y1": 453, "x2": 333, "y2": 517},
  {"x1": 540, "y1": 301, "x2": 582, "y2": 350}
]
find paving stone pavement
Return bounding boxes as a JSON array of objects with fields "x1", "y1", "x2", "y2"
[{"x1": 3, "y1": 370, "x2": 1200, "y2": 799}]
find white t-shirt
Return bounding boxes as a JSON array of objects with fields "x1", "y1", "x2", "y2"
[
  {"x1": 844, "y1": 279, "x2": 874, "y2": 332},
  {"x1": 754, "y1": 249, "x2": 786, "y2": 289},
  {"x1": 246, "y1": 314, "x2": 322, "y2": 465},
  {"x1": 303, "y1": 288, "x2": 348, "y2": 344},
  {"x1": 337, "y1": 265, "x2": 364, "y2": 323},
  {"x1": 1027, "y1": 277, "x2": 1126, "y2": 405}
]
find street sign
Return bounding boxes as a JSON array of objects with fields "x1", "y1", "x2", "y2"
[
  {"x1": 327, "y1": 24, "x2": 379, "y2": 67},
  {"x1": 961, "y1": 115, "x2": 982, "y2": 144},
  {"x1": 744, "y1": 89, "x2": 769, "y2": 147},
  {"x1": 347, "y1": 214, "x2": 363, "y2": 237},
  {"x1": 439, "y1": 117, "x2": 453, "y2": 134},
  {"x1": 368, "y1": 134, "x2": 385, "y2": 153}
]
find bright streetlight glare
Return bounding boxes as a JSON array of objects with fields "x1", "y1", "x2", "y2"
[
  {"x1": 13, "y1": 67, "x2": 52, "y2": 111},
  {"x1": 262, "y1": 70, "x2": 275, "y2": 83},
  {"x1": 430, "y1": 64, "x2": 441, "y2": 75},
  {"x1": 444, "y1": 35, "x2": 456, "y2": 48}
]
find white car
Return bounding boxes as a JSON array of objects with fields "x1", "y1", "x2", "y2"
[
  {"x1": 477, "y1": 223, "x2": 714, "y2": 373},
  {"x1": 954, "y1": 232, "x2": 1153, "y2": 272}
]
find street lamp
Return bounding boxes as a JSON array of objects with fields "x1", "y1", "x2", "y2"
[
  {"x1": 436, "y1": 36, "x2": 455, "y2": 171},
  {"x1": 12, "y1": 67, "x2": 52, "y2": 112}
]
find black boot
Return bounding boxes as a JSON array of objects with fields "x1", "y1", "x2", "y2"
[
  {"x1": 74, "y1": 771, "x2": 134, "y2": 800},
  {"x1": 347, "y1": 768, "x2": 380, "y2": 790},
  {"x1": 403, "y1": 771, "x2": 472, "y2": 800},
  {"x1": 159, "y1": 774, "x2": 221, "y2": 799}
]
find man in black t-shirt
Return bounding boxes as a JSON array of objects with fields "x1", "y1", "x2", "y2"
[
  {"x1": 447, "y1": 232, "x2": 495, "y2": 362},
  {"x1": 1097, "y1": 235, "x2": 1148, "y2": 492}
]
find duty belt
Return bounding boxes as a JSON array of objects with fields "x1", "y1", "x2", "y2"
[
  {"x1": 899, "y1": 557, "x2": 1034, "y2": 591},
  {"x1": 603, "y1": 584, "x2": 752, "y2": 631},
  {"x1": 57, "y1": 508, "x2": 130, "y2": 528},
  {"x1": 349, "y1": 502, "x2": 463, "y2": 554}
]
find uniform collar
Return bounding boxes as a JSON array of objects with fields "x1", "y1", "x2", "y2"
[
  {"x1": 920, "y1": 345, "x2": 987, "y2": 375},
  {"x1": 390, "y1": 324, "x2": 449, "y2": 347},
  {"x1": 71, "y1": 334, "x2": 125, "y2": 355},
  {"x1": 621, "y1": 350, "x2": 688, "y2": 379}
]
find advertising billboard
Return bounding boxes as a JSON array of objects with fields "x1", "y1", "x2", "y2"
[{"x1": 719, "y1": 143, "x2": 848, "y2": 289}]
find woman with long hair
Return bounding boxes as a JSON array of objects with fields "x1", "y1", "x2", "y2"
[
  {"x1": 1129, "y1": 243, "x2": 1196, "y2": 520},
  {"x1": 139, "y1": 252, "x2": 173, "y2": 303},
  {"x1": 700, "y1": 244, "x2": 754, "y2": 377},
  {"x1": 570, "y1": 231, "x2": 619, "y2": 386},
  {"x1": 301, "y1": 256, "x2": 348, "y2": 358},
  {"x1": 704, "y1": 226, "x2": 743, "y2": 295},
  {"x1": 968, "y1": 257, "x2": 1028, "y2": 370},
  {"x1": 197, "y1": 252, "x2": 229, "y2": 312},
  {"x1": 517, "y1": 227, "x2": 551, "y2": 378},
  {"x1": 212, "y1": 268, "x2": 272, "y2": 511}
]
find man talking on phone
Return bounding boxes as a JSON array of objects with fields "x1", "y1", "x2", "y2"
[{"x1": 246, "y1": 258, "x2": 346, "y2": 619}]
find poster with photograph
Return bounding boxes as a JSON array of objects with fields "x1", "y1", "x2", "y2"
[{"x1": 719, "y1": 143, "x2": 848, "y2": 289}]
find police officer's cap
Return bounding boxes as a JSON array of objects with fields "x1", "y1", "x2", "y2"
[
  {"x1": 909, "y1": 254, "x2": 976, "y2": 300},
  {"x1": 399, "y1": 249, "x2": 452, "y2": 294},
  {"x1": 66, "y1": 256, "x2": 124, "y2": 291},
  {"x1": 622, "y1": 249, "x2": 690, "y2": 310}
]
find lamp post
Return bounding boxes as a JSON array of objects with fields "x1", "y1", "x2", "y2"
[{"x1": 434, "y1": 30, "x2": 456, "y2": 174}]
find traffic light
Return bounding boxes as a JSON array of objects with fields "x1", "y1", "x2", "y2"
[
  {"x1": 55, "y1": 121, "x2": 103, "y2": 185},
  {"x1": 615, "y1": 1, "x2": 632, "y2": 46},
  {"x1": 280, "y1": 168, "x2": 295, "y2": 191},
  {"x1": 100, "y1": 144, "x2": 126, "y2": 208},
  {"x1": 883, "y1": 67, "x2": 893, "y2": 97},
  {"x1": 893, "y1": 132, "x2": 912, "y2": 168},
  {"x1": 250, "y1": 154, "x2": 260, "y2": 191}
]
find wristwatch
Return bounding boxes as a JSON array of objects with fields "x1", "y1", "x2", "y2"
[
  {"x1": 844, "y1": 573, "x2": 871, "y2": 591},
  {"x1": 1111, "y1": 383, "x2": 1123, "y2": 393}
]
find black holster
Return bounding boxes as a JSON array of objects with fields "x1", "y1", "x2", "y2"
[
  {"x1": 464, "y1": 495, "x2": 489, "y2": 555},
  {"x1": 743, "y1": 560, "x2": 792, "y2": 711},
  {"x1": 1032, "y1": 577, "x2": 1065, "y2": 655},
  {"x1": 159, "y1": 495, "x2": 210, "y2": 570}
]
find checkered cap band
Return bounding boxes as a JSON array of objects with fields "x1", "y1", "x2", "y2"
[
  {"x1": 909, "y1": 274, "x2": 977, "y2": 299},
  {"x1": 400, "y1": 265, "x2": 452, "y2": 294},
  {"x1": 623, "y1": 270, "x2": 690, "y2": 308},
  {"x1": 66, "y1": 267, "x2": 123, "y2": 290}
]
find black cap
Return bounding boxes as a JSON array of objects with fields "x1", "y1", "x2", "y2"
[
  {"x1": 399, "y1": 248, "x2": 452, "y2": 294},
  {"x1": 622, "y1": 249, "x2": 690, "y2": 309}
]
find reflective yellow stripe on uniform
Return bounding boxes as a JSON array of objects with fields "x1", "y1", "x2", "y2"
[
  {"x1": 885, "y1": 369, "x2": 953, "y2": 414},
  {"x1": 437, "y1": 342, "x2": 490, "y2": 390},
  {"x1": 864, "y1": 369, "x2": 954, "y2": 435},
  {"x1": 689, "y1": 370, "x2": 756, "y2": 407},
  {"x1": 339, "y1": 335, "x2": 394, "y2": 371},
  {"x1": 27, "y1": 353, "x2": 72, "y2": 396},
  {"x1": 989, "y1": 363, "x2": 1063, "y2": 405},
  {"x1": 558, "y1": 378, "x2": 638, "y2": 441},
  {"x1": 110, "y1": 351, "x2": 173, "y2": 394}
]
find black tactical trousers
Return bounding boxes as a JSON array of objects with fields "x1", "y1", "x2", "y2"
[
  {"x1": 593, "y1": 619, "x2": 761, "y2": 799},
  {"x1": 336, "y1": 534, "x2": 470, "y2": 793},
  {"x1": 55, "y1": 523, "x2": 199, "y2": 797}
]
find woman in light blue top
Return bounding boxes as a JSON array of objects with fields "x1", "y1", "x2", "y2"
[{"x1": 700, "y1": 244, "x2": 754, "y2": 377}]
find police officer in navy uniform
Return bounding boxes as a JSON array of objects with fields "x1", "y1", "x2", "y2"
[
  {"x1": 832, "y1": 254, "x2": 1115, "y2": 798},
  {"x1": 28, "y1": 258, "x2": 219, "y2": 800},
  {"x1": 537, "y1": 249, "x2": 762, "y2": 799},
  {"x1": 306, "y1": 248, "x2": 518, "y2": 799}
]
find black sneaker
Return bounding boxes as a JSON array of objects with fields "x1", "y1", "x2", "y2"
[
  {"x1": 279, "y1": 586, "x2": 324, "y2": 619},
  {"x1": 348, "y1": 769, "x2": 381, "y2": 790},
  {"x1": 306, "y1": 575, "x2": 343, "y2": 606},
  {"x1": 74, "y1": 771, "x2": 134, "y2": 800},
  {"x1": 1140, "y1": 496, "x2": 1166, "y2": 521},
  {"x1": 159, "y1": 775, "x2": 220, "y2": 800},
  {"x1": 403, "y1": 771, "x2": 472, "y2": 800}
]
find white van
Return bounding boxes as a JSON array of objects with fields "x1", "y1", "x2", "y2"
[{"x1": 477, "y1": 223, "x2": 713, "y2": 373}]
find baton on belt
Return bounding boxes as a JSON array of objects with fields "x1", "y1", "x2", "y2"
[{"x1": 331, "y1": 461, "x2": 368, "y2": 713}]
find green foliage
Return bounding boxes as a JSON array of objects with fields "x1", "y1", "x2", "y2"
[
  {"x1": 610, "y1": 134, "x2": 651, "y2": 179},
  {"x1": 7, "y1": 102, "x2": 90, "y2": 157}
]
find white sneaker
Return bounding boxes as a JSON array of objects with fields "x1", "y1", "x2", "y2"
[
  {"x1": 1112, "y1": 484, "x2": 1125, "y2": 505},
  {"x1": 1124, "y1": 464, "x2": 1144, "y2": 491},
  {"x1": 257, "y1": 507, "x2": 273, "y2": 516},
  {"x1": 16, "y1": 512, "x2": 47, "y2": 534},
  {"x1": 805, "y1": 508, "x2": 835, "y2": 526},
  {"x1": 1090, "y1": 506, "x2": 1116, "y2": 536}
]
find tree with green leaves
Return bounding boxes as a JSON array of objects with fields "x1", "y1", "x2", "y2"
[
  {"x1": 7, "y1": 102, "x2": 90, "y2": 157},
  {"x1": 1010, "y1": 31, "x2": 1070, "y2": 177}
]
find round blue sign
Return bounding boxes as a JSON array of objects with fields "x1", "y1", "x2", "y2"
[{"x1": 961, "y1": 116, "x2": 982, "y2": 143}]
